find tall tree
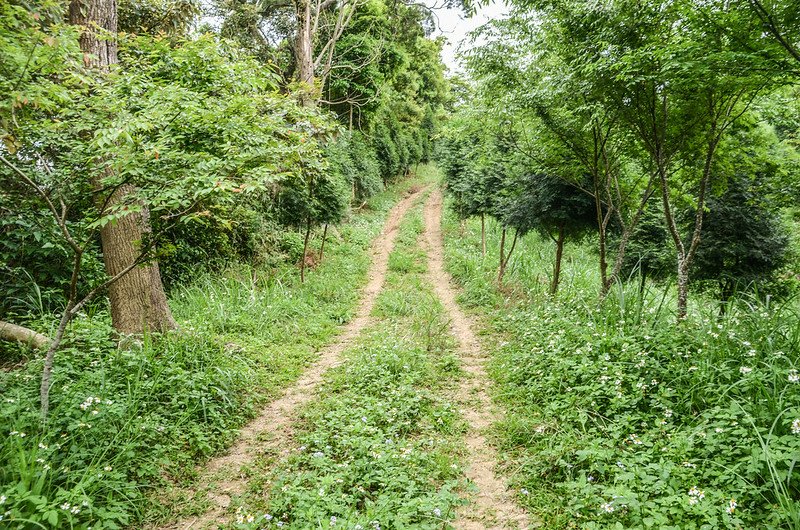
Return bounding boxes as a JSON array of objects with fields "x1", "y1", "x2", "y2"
[{"x1": 69, "y1": 0, "x2": 176, "y2": 333}]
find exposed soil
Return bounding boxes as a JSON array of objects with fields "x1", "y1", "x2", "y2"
[
  {"x1": 422, "y1": 189, "x2": 532, "y2": 529},
  {"x1": 157, "y1": 186, "x2": 425, "y2": 530}
]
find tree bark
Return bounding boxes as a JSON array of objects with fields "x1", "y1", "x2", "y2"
[
  {"x1": 301, "y1": 218, "x2": 312, "y2": 283},
  {"x1": 498, "y1": 228, "x2": 518, "y2": 284},
  {"x1": 601, "y1": 176, "x2": 656, "y2": 298},
  {"x1": 69, "y1": 0, "x2": 176, "y2": 334},
  {"x1": 319, "y1": 223, "x2": 328, "y2": 264},
  {"x1": 591, "y1": 138, "x2": 609, "y2": 291},
  {"x1": 0, "y1": 321, "x2": 49, "y2": 350},
  {"x1": 551, "y1": 224, "x2": 565, "y2": 295},
  {"x1": 498, "y1": 227, "x2": 506, "y2": 283},
  {"x1": 676, "y1": 259, "x2": 690, "y2": 319},
  {"x1": 295, "y1": 0, "x2": 315, "y2": 106}
]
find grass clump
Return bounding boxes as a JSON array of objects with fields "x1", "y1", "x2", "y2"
[{"x1": 443, "y1": 209, "x2": 800, "y2": 530}]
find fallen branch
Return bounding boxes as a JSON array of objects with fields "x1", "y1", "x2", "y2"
[{"x1": 0, "y1": 321, "x2": 50, "y2": 350}]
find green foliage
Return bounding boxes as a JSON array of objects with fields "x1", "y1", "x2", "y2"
[
  {"x1": 118, "y1": 0, "x2": 200, "y2": 35},
  {"x1": 0, "y1": 183, "x2": 403, "y2": 529},
  {"x1": 444, "y1": 209, "x2": 800, "y2": 529},
  {"x1": 0, "y1": 202, "x2": 105, "y2": 315},
  {"x1": 1, "y1": 317, "x2": 251, "y2": 529},
  {"x1": 1, "y1": 19, "x2": 351, "y2": 300},
  {"x1": 505, "y1": 172, "x2": 596, "y2": 240},
  {"x1": 690, "y1": 174, "x2": 791, "y2": 301}
]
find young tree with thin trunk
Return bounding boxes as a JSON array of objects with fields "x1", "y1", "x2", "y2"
[
  {"x1": 597, "y1": 3, "x2": 769, "y2": 319},
  {"x1": 505, "y1": 172, "x2": 595, "y2": 294}
]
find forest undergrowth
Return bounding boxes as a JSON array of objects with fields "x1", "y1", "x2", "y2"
[
  {"x1": 0, "y1": 177, "x2": 424, "y2": 530},
  {"x1": 443, "y1": 208, "x2": 800, "y2": 530}
]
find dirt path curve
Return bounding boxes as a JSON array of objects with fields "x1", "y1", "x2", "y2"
[
  {"x1": 423, "y1": 189, "x2": 531, "y2": 530},
  {"x1": 161, "y1": 186, "x2": 425, "y2": 530}
]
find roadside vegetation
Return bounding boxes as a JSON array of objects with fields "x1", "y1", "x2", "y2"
[
  {"x1": 437, "y1": 1, "x2": 800, "y2": 524},
  {"x1": 0, "y1": 181, "x2": 415, "y2": 529},
  {"x1": 1, "y1": 0, "x2": 453, "y2": 524},
  {"x1": 443, "y1": 211, "x2": 800, "y2": 529}
]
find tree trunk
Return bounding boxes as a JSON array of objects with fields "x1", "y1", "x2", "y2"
[
  {"x1": 551, "y1": 224, "x2": 565, "y2": 295},
  {"x1": 69, "y1": 0, "x2": 117, "y2": 68},
  {"x1": 301, "y1": 218, "x2": 312, "y2": 283},
  {"x1": 498, "y1": 228, "x2": 518, "y2": 284},
  {"x1": 481, "y1": 213, "x2": 486, "y2": 257},
  {"x1": 319, "y1": 223, "x2": 328, "y2": 265},
  {"x1": 0, "y1": 321, "x2": 49, "y2": 350},
  {"x1": 592, "y1": 168, "x2": 609, "y2": 291},
  {"x1": 69, "y1": 0, "x2": 175, "y2": 335},
  {"x1": 100, "y1": 185, "x2": 176, "y2": 333},
  {"x1": 295, "y1": 0, "x2": 315, "y2": 107},
  {"x1": 40, "y1": 307, "x2": 73, "y2": 421},
  {"x1": 676, "y1": 259, "x2": 689, "y2": 320},
  {"x1": 498, "y1": 227, "x2": 506, "y2": 283}
]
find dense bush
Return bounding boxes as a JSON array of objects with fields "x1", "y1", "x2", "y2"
[
  {"x1": 325, "y1": 131, "x2": 383, "y2": 202},
  {"x1": 690, "y1": 175, "x2": 791, "y2": 303},
  {"x1": 0, "y1": 204, "x2": 105, "y2": 316}
]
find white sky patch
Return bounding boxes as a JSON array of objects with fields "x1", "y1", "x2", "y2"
[{"x1": 430, "y1": 1, "x2": 509, "y2": 74}]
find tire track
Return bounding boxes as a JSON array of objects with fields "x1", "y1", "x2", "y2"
[
  {"x1": 422, "y1": 188, "x2": 531, "y2": 529},
  {"x1": 157, "y1": 185, "x2": 426, "y2": 530}
]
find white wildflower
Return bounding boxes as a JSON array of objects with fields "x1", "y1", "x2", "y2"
[{"x1": 688, "y1": 486, "x2": 705, "y2": 505}]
